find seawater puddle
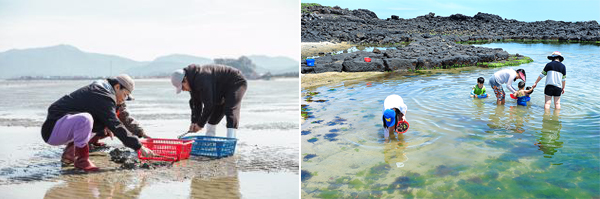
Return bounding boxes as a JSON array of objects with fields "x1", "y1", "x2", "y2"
[{"x1": 301, "y1": 43, "x2": 600, "y2": 198}]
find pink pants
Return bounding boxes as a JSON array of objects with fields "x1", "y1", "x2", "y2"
[{"x1": 46, "y1": 113, "x2": 93, "y2": 148}]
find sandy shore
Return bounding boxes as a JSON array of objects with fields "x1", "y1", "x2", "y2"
[
  {"x1": 301, "y1": 42, "x2": 354, "y2": 58},
  {"x1": 301, "y1": 71, "x2": 386, "y2": 90}
]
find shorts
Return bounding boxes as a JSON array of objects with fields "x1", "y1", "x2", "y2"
[
  {"x1": 489, "y1": 76, "x2": 505, "y2": 101},
  {"x1": 544, "y1": 85, "x2": 562, "y2": 96}
]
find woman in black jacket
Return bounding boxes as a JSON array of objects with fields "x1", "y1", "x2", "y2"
[{"x1": 41, "y1": 75, "x2": 154, "y2": 171}]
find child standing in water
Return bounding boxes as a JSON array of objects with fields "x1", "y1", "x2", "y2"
[
  {"x1": 515, "y1": 81, "x2": 534, "y2": 106},
  {"x1": 471, "y1": 77, "x2": 488, "y2": 98}
]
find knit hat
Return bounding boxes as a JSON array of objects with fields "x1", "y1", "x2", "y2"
[{"x1": 547, "y1": 51, "x2": 564, "y2": 62}]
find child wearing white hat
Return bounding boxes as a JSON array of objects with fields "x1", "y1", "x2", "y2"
[{"x1": 382, "y1": 94, "x2": 407, "y2": 142}]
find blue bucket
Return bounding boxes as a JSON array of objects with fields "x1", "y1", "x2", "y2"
[
  {"x1": 306, "y1": 59, "x2": 315, "y2": 66},
  {"x1": 181, "y1": 136, "x2": 237, "y2": 158}
]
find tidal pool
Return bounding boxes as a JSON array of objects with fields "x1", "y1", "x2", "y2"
[{"x1": 301, "y1": 42, "x2": 600, "y2": 198}]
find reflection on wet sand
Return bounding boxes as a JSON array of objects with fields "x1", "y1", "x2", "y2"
[
  {"x1": 537, "y1": 109, "x2": 563, "y2": 158},
  {"x1": 190, "y1": 156, "x2": 240, "y2": 198},
  {"x1": 43, "y1": 158, "x2": 243, "y2": 199},
  {"x1": 44, "y1": 172, "x2": 148, "y2": 199}
]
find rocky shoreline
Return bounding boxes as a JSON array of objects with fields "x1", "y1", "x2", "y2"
[
  {"x1": 300, "y1": 4, "x2": 599, "y2": 73},
  {"x1": 301, "y1": 36, "x2": 531, "y2": 73}
]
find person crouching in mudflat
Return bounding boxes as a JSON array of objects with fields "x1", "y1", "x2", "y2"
[{"x1": 41, "y1": 74, "x2": 155, "y2": 171}]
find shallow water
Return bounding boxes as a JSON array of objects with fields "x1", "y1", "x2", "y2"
[
  {"x1": 301, "y1": 43, "x2": 600, "y2": 198},
  {"x1": 0, "y1": 78, "x2": 299, "y2": 198}
]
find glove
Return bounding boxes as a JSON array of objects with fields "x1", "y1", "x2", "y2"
[
  {"x1": 178, "y1": 131, "x2": 193, "y2": 139},
  {"x1": 139, "y1": 146, "x2": 155, "y2": 157}
]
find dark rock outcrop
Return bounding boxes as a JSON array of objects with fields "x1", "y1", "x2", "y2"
[
  {"x1": 301, "y1": 5, "x2": 599, "y2": 73},
  {"x1": 302, "y1": 37, "x2": 513, "y2": 73},
  {"x1": 301, "y1": 5, "x2": 600, "y2": 44}
]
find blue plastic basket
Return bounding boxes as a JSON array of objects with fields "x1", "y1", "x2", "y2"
[
  {"x1": 181, "y1": 136, "x2": 237, "y2": 158},
  {"x1": 306, "y1": 59, "x2": 315, "y2": 66}
]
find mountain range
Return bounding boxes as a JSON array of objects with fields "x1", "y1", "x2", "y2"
[{"x1": 0, "y1": 45, "x2": 298, "y2": 79}]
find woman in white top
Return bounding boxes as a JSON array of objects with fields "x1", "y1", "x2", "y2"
[
  {"x1": 382, "y1": 94, "x2": 407, "y2": 142},
  {"x1": 488, "y1": 68, "x2": 526, "y2": 105}
]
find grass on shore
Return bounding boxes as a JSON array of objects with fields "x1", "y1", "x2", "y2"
[
  {"x1": 301, "y1": 3, "x2": 322, "y2": 13},
  {"x1": 476, "y1": 55, "x2": 534, "y2": 68}
]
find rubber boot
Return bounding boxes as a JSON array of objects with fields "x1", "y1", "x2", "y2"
[
  {"x1": 74, "y1": 144, "x2": 99, "y2": 171},
  {"x1": 61, "y1": 142, "x2": 75, "y2": 165},
  {"x1": 227, "y1": 128, "x2": 236, "y2": 138},
  {"x1": 88, "y1": 134, "x2": 108, "y2": 147},
  {"x1": 205, "y1": 124, "x2": 217, "y2": 136}
]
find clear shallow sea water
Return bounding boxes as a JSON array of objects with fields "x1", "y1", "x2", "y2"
[{"x1": 301, "y1": 42, "x2": 600, "y2": 198}]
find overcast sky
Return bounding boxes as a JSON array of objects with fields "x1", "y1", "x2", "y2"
[
  {"x1": 303, "y1": 0, "x2": 600, "y2": 22},
  {"x1": 0, "y1": 0, "x2": 300, "y2": 61}
]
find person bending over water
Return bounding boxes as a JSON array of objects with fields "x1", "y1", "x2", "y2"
[
  {"x1": 382, "y1": 94, "x2": 407, "y2": 142},
  {"x1": 488, "y1": 68, "x2": 526, "y2": 105}
]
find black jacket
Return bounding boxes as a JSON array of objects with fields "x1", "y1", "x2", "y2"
[
  {"x1": 184, "y1": 64, "x2": 246, "y2": 128},
  {"x1": 41, "y1": 81, "x2": 142, "y2": 150}
]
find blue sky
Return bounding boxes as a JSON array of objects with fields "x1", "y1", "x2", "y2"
[
  {"x1": 0, "y1": 0, "x2": 299, "y2": 61},
  {"x1": 303, "y1": 0, "x2": 600, "y2": 22}
]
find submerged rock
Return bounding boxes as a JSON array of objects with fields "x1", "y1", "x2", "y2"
[{"x1": 301, "y1": 170, "x2": 313, "y2": 182}]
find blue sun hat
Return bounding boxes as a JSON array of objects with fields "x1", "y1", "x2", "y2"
[{"x1": 383, "y1": 109, "x2": 396, "y2": 127}]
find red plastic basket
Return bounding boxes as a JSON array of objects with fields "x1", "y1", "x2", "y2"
[{"x1": 137, "y1": 138, "x2": 194, "y2": 161}]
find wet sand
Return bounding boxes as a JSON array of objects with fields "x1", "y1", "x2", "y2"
[
  {"x1": 0, "y1": 126, "x2": 298, "y2": 198},
  {"x1": 0, "y1": 79, "x2": 300, "y2": 198},
  {"x1": 301, "y1": 72, "x2": 385, "y2": 90},
  {"x1": 301, "y1": 42, "x2": 354, "y2": 58}
]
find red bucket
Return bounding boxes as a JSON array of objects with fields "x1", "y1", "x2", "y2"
[
  {"x1": 395, "y1": 120, "x2": 410, "y2": 134},
  {"x1": 137, "y1": 138, "x2": 194, "y2": 161},
  {"x1": 364, "y1": 57, "x2": 371, "y2": 62}
]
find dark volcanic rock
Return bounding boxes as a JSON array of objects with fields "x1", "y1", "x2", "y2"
[
  {"x1": 304, "y1": 37, "x2": 512, "y2": 73},
  {"x1": 301, "y1": 5, "x2": 599, "y2": 73},
  {"x1": 343, "y1": 57, "x2": 385, "y2": 72},
  {"x1": 384, "y1": 58, "x2": 417, "y2": 71},
  {"x1": 301, "y1": 5, "x2": 600, "y2": 44}
]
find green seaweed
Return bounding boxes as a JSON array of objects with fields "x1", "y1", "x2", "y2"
[
  {"x1": 317, "y1": 189, "x2": 342, "y2": 198},
  {"x1": 348, "y1": 179, "x2": 365, "y2": 189}
]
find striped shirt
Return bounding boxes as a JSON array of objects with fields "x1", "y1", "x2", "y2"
[{"x1": 540, "y1": 61, "x2": 566, "y2": 88}]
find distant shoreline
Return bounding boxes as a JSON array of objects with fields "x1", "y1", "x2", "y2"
[{"x1": 4, "y1": 74, "x2": 299, "y2": 81}]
